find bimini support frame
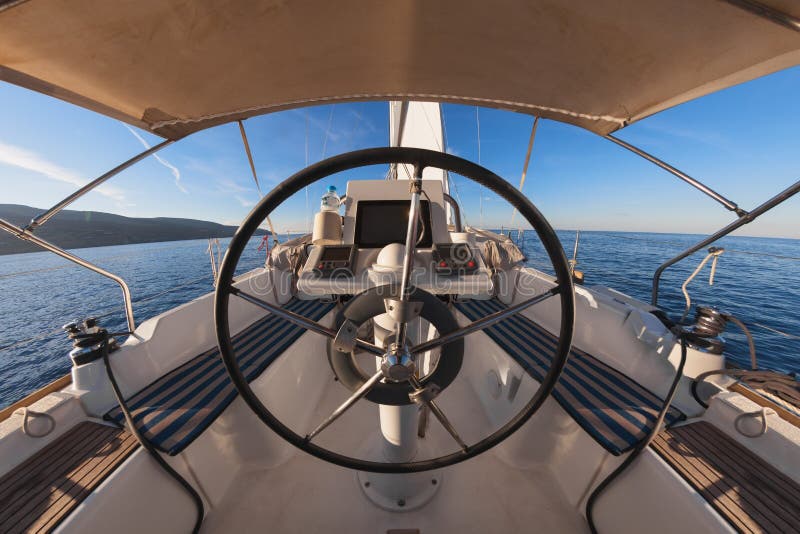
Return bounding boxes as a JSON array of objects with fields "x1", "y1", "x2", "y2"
[
  {"x1": 604, "y1": 134, "x2": 747, "y2": 217},
  {"x1": 26, "y1": 140, "x2": 174, "y2": 231},
  {"x1": 652, "y1": 179, "x2": 800, "y2": 306},
  {"x1": 0, "y1": 218, "x2": 136, "y2": 332},
  {"x1": 0, "y1": 141, "x2": 175, "y2": 332}
]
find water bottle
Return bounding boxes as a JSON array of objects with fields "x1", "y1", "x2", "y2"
[{"x1": 320, "y1": 185, "x2": 340, "y2": 212}]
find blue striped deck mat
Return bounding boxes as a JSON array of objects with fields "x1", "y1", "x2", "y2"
[
  {"x1": 105, "y1": 298, "x2": 335, "y2": 455},
  {"x1": 455, "y1": 298, "x2": 684, "y2": 455}
]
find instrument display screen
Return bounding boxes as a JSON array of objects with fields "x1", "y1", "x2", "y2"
[
  {"x1": 320, "y1": 246, "x2": 352, "y2": 262},
  {"x1": 354, "y1": 200, "x2": 433, "y2": 248}
]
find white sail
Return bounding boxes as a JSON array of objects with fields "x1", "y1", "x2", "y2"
[{"x1": 389, "y1": 101, "x2": 450, "y2": 196}]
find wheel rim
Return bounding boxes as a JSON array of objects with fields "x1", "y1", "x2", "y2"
[{"x1": 214, "y1": 147, "x2": 575, "y2": 473}]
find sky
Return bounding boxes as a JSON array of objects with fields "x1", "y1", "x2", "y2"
[{"x1": 0, "y1": 66, "x2": 798, "y2": 238}]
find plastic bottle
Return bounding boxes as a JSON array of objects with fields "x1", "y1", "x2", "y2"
[{"x1": 320, "y1": 185, "x2": 340, "y2": 212}]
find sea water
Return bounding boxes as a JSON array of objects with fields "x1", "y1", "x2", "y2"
[{"x1": 1, "y1": 231, "x2": 797, "y2": 409}]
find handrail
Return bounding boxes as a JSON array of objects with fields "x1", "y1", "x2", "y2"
[
  {"x1": 652, "y1": 179, "x2": 800, "y2": 306},
  {"x1": 26, "y1": 140, "x2": 173, "y2": 231},
  {"x1": 443, "y1": 192, "x2": 463, "y2": 232},
  {"x1": 604, "y1": 134, "x2": 746, "y2": 217},
  {"x1": 0, "y1": 218, "x2": 135, "y2": 331}
]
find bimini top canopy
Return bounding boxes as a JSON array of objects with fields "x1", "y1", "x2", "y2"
[{"x1": 1, "y1": 0, "x2": 798, "y2": 139}]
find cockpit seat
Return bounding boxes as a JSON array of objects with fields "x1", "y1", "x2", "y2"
[
  {"x1": 104, "y1": 298, "x2": 335, "y2": 455},
  {"x1": 455, "y1": 298, "x2": 685, "y2": 455}
]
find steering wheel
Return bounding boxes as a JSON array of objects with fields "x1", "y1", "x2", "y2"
[{"x1": 214, "y1": 147, "x2": 575, "y2": 473}]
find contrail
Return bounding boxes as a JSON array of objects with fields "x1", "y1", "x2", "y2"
[
  {"x1": 124, "y1": 125, "x2": 187, "y2": 193},
  {"x1": 0, "y1": 140, "x2": 124, "y2": 200}
]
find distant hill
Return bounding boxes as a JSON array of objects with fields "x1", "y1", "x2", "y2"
[{"x1": 0, "y1": 204, "x2": 267, "y2": 255}]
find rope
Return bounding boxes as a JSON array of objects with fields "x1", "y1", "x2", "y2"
[
  {"x1": 679, "y1": 247, "x2": 724, "y2": 323},
  {"x1": 586, "y1": 334, "x2": 688, "y2": 533},
  {"x1": 734, "y1": 407, "x2": 774, "y2": 438},
  {"x1": 692, "y1": 368, "x2": 800, "y2": 409},
  {"x1": 726, "y1": 314, "x2": 758, "y2": 370},
  {"x1": 13, "y1": 406, "x2": 56, "y2": 438},
  {"x1": 99, "y1": 333, "x2": 205, "y2": 533},
  {"x1": 206, "y1": 238, "x2": 220, "y2": 286}
]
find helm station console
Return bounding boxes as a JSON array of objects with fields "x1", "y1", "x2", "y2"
[{"x1": 297, "y1": 180, "x2": 493, "y2": 298}]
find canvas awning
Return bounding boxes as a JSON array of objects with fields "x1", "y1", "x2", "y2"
[{"x1": 1, "y1": 0, "x2": 798, "y2": 139}]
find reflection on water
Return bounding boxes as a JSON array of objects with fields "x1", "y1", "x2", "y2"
[{"x1": 1, "y1": 231, "x2": 797, "y2": 408}]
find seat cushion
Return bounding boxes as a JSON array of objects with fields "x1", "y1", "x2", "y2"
[
  {"x1": 454, "y1": 298, "x2": 684, "y2": 455},
  {"x1": 652, "y1": 421, "x2": 800, "y2": 533},
  {"x1": 0, "y1": 421, "x2": 138, "y2": 533},
  {"x1": 105, "y1": 298, "x2": 335, "y2": 455}
]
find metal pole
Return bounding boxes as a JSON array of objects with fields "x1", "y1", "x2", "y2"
[
  {"x1": 569, "y1": 230, "x2": 581, "y2": 274},
  {"x1": 395, "y1": 168, "x2": 424, "y2": 347},
  {"x1": 0, "y1": 218, "x2": 136, "y2": 332},
  {"x1": 238, "y1": 120, "x2": 280, "y2": 243},
  {"x1": 604, "y1": 134, "x2": 746, "y2": 217},
  {"x1": 721, "y1": 0, "x2": 800, "y2": 33},
  {"x1": 27, "y1": 140, "x2": 174, "y2": 231},
  {"x1": 443, "y1": 193, "x2": 462, "y2": 232},
  {"x1": 652, "y1": 179, "x2": 800, "y2": 306},
  {"x1": 510, "y1": 116, "x2": 539, "y2": 226}
]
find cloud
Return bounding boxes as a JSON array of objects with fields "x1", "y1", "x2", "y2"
[
  {"x1": 234, "y1": 195, "x2": 255, "y2": 208},
  {"x1": 0, "y1": 140, "x2": 125, "y2": 201},
  {"x1": 216, "y1": 178, "x2": 250, "y2": 194},
  {"x1": 215, "y1": 179, "x2": 257, "y2": 207},
  {"x1": 124, "y1": 125, "x2": 187, "y2": 193}
]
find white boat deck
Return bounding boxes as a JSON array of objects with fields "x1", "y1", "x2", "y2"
[
  {"x1": 202, "y1": 448, "x2": 586, "y2": 534},
  {"x1": 202, "y1": 372, "x2": 586, "y2": 533}
]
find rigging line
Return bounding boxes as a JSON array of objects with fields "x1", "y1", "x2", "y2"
[
  {"x1": 476, "y1": 106, "x2": 483, "y2": 229},
  {"x1": 600, "y1": 233, "x2": 800, "y2": 261},
  {"x1": 751, "y1": 322, "x2": 800, "y2": 340},
  {"x1": 420, "y1": 104, "x2": 443, "y2": 151},
  {"x1": 510, "y1": 116, "x2": 539, "y2": 226},
  {"x1": 320, "y1": 105, "x2": 335, "y2": 159},
  {"x1": 0, "y1": 274, "x2": 214, "y2": 354},
  {"x1": 237, "y1": 119, "x2": 280, "y2": 243},
  {"x1": 725, "y1": 248, "x2": 800, "y2": 261},
  {"x1": 0, "y1": 241, "x2": 206, "y2": 280},
  {"x1": 305, "y1": 112, "x2": 310, "y2": 234},
  {"x1": 442, "y1": 108, "x2": 468, "y2": 227}
]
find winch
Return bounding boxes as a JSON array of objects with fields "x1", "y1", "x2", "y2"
[{"x1": 63, "y1": 317, "x2": 118, "y2": 366}]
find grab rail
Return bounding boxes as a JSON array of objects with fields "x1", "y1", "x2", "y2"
[
  {"x1": 651, "y1": 179, "x2": 800, "y2": 306},
  {"x1": 0, "y1": 218, "x2": 135, "y2": 332},
  {"x1": 443, "y1": 192, "x2": 463, "y2": 232}
]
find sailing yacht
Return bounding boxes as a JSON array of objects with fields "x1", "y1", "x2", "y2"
[{"x1": 0, "y1": 1, "x2": 799, "y2": 533}]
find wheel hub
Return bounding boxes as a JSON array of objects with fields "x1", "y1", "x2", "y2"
[{"x1": 380, "y1": 344, "x2": 415, "y2": 382}]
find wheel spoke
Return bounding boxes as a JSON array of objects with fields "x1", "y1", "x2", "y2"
[
  {"x1": 408, "y1": 376, "x2": 468, "y2": 452},
  {"x1": 409, "y1": 286, "x2": 561, "y2": 355},
  {"x1": 305, "y1": 370, "x2": 384, "y2": 442},
  {"x1": 230, "y1": 288, "x2": 384, "y2": 356}
]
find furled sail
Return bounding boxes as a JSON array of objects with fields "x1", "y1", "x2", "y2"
[{"x1": 389, "y1": 101, "x2": 450, "y2": 198}]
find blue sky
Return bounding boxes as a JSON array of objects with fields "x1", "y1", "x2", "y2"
[{"x1": 1, "y1": 66, "x2": 798, "y2": 238}]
